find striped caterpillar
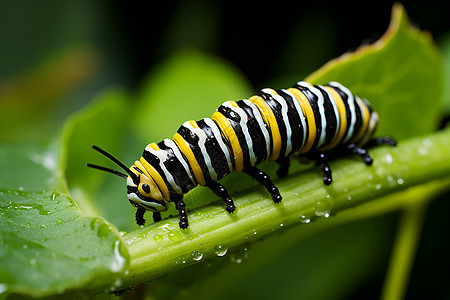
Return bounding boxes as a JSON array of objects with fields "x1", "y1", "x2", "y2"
[{"x1": 87, "y1": 81, "x2": 395, "y2": 229}]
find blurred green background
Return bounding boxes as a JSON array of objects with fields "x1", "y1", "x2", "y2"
[{"x1": 1, "y1": 0, "x2": 450, "y2": 299}]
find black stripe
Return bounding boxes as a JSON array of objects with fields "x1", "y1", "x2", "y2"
[
  {"x1": 159, "y1": 141, "x2": 196, "y2": 194},
  {"x1": 141, "y1": 148, "x2": 177, "y2": 194},
  {"x1": 176, "y1": 125, "x2": 213, "y2": 183},
  {"x1": 236, "y1": 100, "x2": 268, "y2": 165},
  {"x1": 293, "y1": 84, "x2": 322, "y2": 150},
  {"x1": 316, "y1": 85, "x2": 338, "y2": 147},
  {"x1": 217, "y1": 105, "x2": 252, "y2": 169},
  {"x1": 197, "y1": 119, "x2": 230, "y2": 180},
  {"x1": 327, "y1": 84, "x2": 352, "y2": 143},
  {"x1": 278, "y1": 89, "x2": 304, "y2": 154},
  {"x1": 212, "y1": 119, "x2": 235, "y2": 170},
  {"x1": 352, "y1": 97, "x2": 363, "y2": 142},
  {"x1": 258, "y1": 90, "x2": 288, "y2": 159}
]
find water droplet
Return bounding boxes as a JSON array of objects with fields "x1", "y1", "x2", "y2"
[
  {"x1": 29, "y1": 259, "x2": 39, "y2": 269},
  {"x1": 347, "y1": 195, "x2": 352, "y2": 201},
  {"x1": 168, "y1": 231, "x2": 183, "y2": 242},
  {"x1": 110, "y1": 240, "x2": 126, "y2": 272},
  {"x1": 384, "y1": 153, "x2": 393, "y2": 164},
  {"x1": 214, "y1": 245, "x2": 228, "y2": 257},
  {"x1": 253, "y1": 230, "x2": 258, "y2": 235},
  {"x1": 112, "y1": 277, "x2": 123, "y2": 288},
  {"x1": 314, "y1": 201, "x2": 331, "y2": 218},
  {"x1": 300, "y1": 215, "x2": 311, "y2": 224},
  {"x1": 343, "y1": 188, "x2": 348, "y2": 193},
  {"x1": 386, "y1": 175, "x2": 395, "y2": 185},
  {"x1": 39, "y1": 224, "x2": 47, "y2": 229},
  {"x1": 422, "y1": 138, "x2": 432, "y2": 147},
  {"x1": 367, "y1": 174, "x2": 373, "y2": 180},
  {"x1": 19, "y1": 186, "x2": 24, "y2": 191},
  {"x1": 191, "y1": 250, "x2": 203, "y2": 261},
  {"x1": 397, "y1": 178, "x2": 404, "y2": 185},
  {"x1": 375, "y1": 184, "x2": 382, "y2": 190},
  {"x1": 417, "y1": 147, "x2": 428, "y2": 156},
  {"x1": 56, "y1": 218, "x2": 63, "y2": 225},
  {"x1": 22, "y1": 244, "x2": 28, "y2": 249},
  {"x1": 326, "y1": 194, "x2": 331, "y2": 199},
  {"x1": 154, "y1": 234, "x2": 163, "y2": 243}
]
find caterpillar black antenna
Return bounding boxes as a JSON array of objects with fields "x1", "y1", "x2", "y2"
[{"x1": 87, "y1": 145, "x2": 138, "y2": 182}]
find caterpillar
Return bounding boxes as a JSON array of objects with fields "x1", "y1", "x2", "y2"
[{"x1": 87, "y1": 81, "x2": 396, "y2": 229}]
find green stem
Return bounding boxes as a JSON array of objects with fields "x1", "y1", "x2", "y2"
[
  {"x1": 117, "y1": 127, "x2": 450, "y2": 289},
  {"x1": 381, "y1": 203, "x2": 426, "y2": 300}
]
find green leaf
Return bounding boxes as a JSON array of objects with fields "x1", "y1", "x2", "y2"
[
  {"x1": 306, "y1": 3, "x2": 444, "y2": 140},
  {"x1": 0, "y1": 144, "x2": 129, "y2": 299}
]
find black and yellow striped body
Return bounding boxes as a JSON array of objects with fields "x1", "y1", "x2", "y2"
[{"x1": 113, "y1": 81, "x2": 396, "y2": 228}]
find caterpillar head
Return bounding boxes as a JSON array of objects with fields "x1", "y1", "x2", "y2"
[
  {"x1": 87, "y1": 146, "x2": 168, "y2": 213},
  {"x1": 126, "y1": 161, "x2": 168, "y2": 212}
]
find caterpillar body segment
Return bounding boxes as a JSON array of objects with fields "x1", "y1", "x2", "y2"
[{"x1": 87, "y1": 81, "x2": 396, "y2": 229}]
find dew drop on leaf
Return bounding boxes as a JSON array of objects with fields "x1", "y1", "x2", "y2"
[
  {"x1": 214, "y1": 245, "x2": 228, "y2": 257},
  {"x1": 191, "y1": 250, "x2": 203, "y2": 261}
]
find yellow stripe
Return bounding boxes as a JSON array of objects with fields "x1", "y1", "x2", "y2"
[
  {"x1": 320, "y1": 86, "x2": 348, "y2": 151},
  {"x1": 131, "y1": 161, "x2": 163, "y2": 201},
  {"x1": 173, "y1": 132, "x2": 205, "y2": 186},
  {"x1": 351, "y1": 97, "x2": 371, "y2": 144},
  {"x1": 149, "y1": 142, "x2": 159, "y2": 151},
  {"x1": 137, "y1": 158, "x2": 170, "y2": 200},
  {"x1": 287, "y1": 88, "x2": 316, "y2": 154},
  {"x1": 248, "y1": 95, "x2": 282, "y2": 161},
  {"x1": 212, "y1": 111, "x2": 244, "y2": 172}
]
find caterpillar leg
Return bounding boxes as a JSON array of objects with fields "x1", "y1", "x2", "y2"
[
  {"x1": 207, "y1": 181, "x2": 236, "y2": 213},
  {"x1": 173, "y1": 195, "x2": 189, "y2": 229},
  {"x1": 135, "y1": 207, "x2": 146, "y2": 226},
  {"x1": 366, "y1": 136, "x2": 397, "y2": 147},
  {"x1": 318, "y1": 152, "x2": 333, "y2": 186},
  {"x1": 153, "y1": 211, "x2": 162, "y2": 223},
  {"x1": 346, "y1": 144, "x2": 373, "y2": 166},
  {"x1": 276, "y1": 156, "x2": 291, "y2": 178},
  {"x1": 245, "y1": 166, "x2": 282, "y2": 203},
  {"x1": 305, "y1": 151, "x2": 333, "y2": 186}
]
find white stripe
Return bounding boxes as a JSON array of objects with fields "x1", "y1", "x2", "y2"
[
  {"x1": 145, "y1": 144, "x2": 183, "y2": 194},
  {"x1": 282, "y1": 89, "x2": 307, "y2": 149},
  {"x1": 222, "y1": 101, "x2": 257, "y2": 166},
  {"x1": 297, "y1": 82, "x2": 327, "y2": 148},
  {"x1": 163, "y1": 139, "x2": 196, "y2": 185},
  {"x1": 183, "y1": 121, "x2": 218, "y2": 181},
  {"x1": 318, "y1": 84, "x2": 340, "y2": 144},
  {"x1": 262, "y1": 88, "x2": 293, "y2": 156},
  {"x1": 243, "y1": 99, "x2": 271, "y2": 158},
  {"x1": 328, "y1": 82, "x2": 357, "y2": 143},
  {"x1": 203, "y1": 118, "x2": 233, "y2": 172}
]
